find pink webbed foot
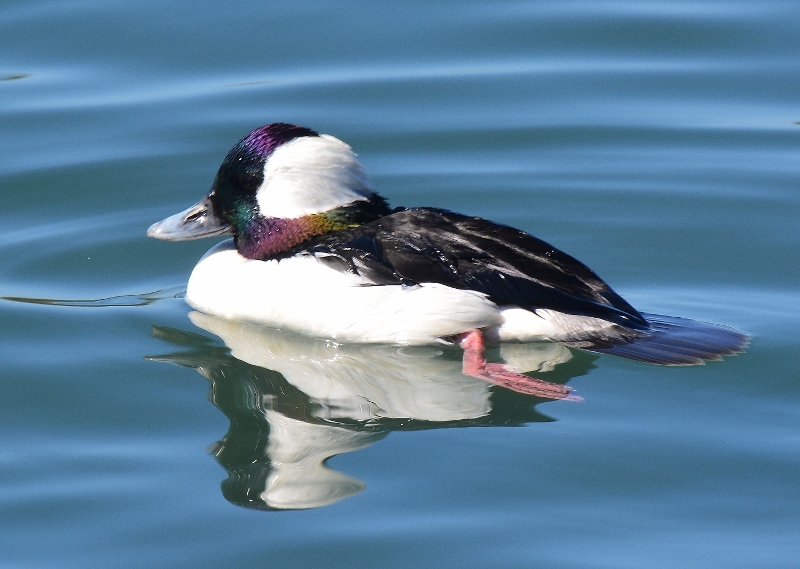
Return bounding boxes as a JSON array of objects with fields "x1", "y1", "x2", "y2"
[{"x1": 458, "y1": 329, "x2": 582, "y2": 402}]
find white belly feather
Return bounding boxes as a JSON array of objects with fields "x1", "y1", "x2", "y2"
[
  {"x1": 186, "y1": 240, "x2": 617, "y2": 345},
  {"x1": 186, "y1": 240, "x2": 503, "y2": 344}
]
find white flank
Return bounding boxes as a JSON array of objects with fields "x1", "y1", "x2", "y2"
[
  {"x1": 186, "y1": 243, "x2": 623, "y2": 346},
  {"x1": 493, "y1": 307, "x2": 619, "y2": 342},
  {"x1": 185, "y1": 240, "x2": 503, "y2": 344},
  {"x1": 255, "y1": 134, "x2": 376, "y2": 218}
]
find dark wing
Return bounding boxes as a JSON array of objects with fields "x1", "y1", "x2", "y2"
[
  {"x1": 302, "y1": 208, "x2": 748, "y2": 365},
  {"x1": 304, "y1": 208, "x2": 648, "y2": 328}
]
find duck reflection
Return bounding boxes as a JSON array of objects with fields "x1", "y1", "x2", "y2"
[{"x1": 149, "y1": 313, "x2": 596, "y2": 510}]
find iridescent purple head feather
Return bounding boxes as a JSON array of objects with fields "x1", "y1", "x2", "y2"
[{"x1": 236, "y1": 123, "x2": 320, "y2": 159}]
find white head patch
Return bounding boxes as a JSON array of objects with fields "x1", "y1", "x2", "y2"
[{"x1": 255, "y1": 134, "x2": 376, "y2": 218}]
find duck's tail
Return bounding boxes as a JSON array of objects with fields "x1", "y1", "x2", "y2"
[{"x1": 562, "y1": 313, "x2": 749, "y2": 366}]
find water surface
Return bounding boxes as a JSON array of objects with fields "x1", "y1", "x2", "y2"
[{"x1": 2, "y1": 1, "x2": 799, "y2": 567}]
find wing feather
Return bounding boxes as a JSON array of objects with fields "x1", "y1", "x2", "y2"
[
  {"x1": 299, "y1": 208, "x2": 747, "y2": 364},
  {"x1": 304, "y1": 208, "x2": 646, "y2": 327}
]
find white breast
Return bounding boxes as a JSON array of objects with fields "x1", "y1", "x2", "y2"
[{"x1": 185, "y1": 240, "x2": 504, "y2": 344}]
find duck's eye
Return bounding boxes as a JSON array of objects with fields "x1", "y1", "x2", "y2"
[{"x1": 240, "y1": 172, "x2": 261, "y2": 191}]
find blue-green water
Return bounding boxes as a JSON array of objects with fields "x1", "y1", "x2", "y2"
[{"x1": 2, "y1": 1, "x2": 799, "y2": 567}]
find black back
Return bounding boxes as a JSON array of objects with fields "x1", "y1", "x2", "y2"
[{"x1": 299, "y1": 208, "x2": 649, "y2": 329}]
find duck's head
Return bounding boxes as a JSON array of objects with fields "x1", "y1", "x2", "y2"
[{"x1": 147, "y1": 123, "x2": 389, "y2": 259}]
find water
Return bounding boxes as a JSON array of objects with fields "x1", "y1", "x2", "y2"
[{"x1": 2, "y1": 1, "x2": 799, "y2": 567}]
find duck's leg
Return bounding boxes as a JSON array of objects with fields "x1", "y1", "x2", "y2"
[{"x1": 459, "y1": 329, "x2": 582, "y2": 401}]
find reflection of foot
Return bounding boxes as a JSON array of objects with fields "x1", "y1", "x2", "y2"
[{"x1": 459, "y1": 329, "x2": 582, "y2": 401}]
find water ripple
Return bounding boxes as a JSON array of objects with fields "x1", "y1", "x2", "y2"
[{"x1": 2, "y1": 286, "x2": 184, "y2": 307}]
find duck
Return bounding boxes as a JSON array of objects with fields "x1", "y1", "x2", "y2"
[{"x1": 147, "y1": 123, "x2": 748, "y2": 400}]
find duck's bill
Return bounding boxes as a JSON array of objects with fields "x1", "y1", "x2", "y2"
[{"x1": 147, "y1": 195, "x2": 232, "y2": 241}]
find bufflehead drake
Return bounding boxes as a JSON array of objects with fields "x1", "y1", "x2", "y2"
[{"x1": 148, "y1": 123, "x2": 748, "y2": 400}]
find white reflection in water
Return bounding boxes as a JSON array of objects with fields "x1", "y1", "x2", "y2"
[{"x1": 149, "y1": 313, "x2": 589, "y2": 510}]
